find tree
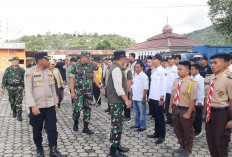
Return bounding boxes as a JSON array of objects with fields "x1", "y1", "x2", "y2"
[
  {"x1": 208, "y1": 0, "x2": 232, "y2": 37},
  {"x1": 96, "y1": 40, "x2": 116, "y2": 50}
]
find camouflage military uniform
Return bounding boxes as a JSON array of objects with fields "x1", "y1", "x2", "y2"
[
  {"x1": 1, "y1": 66, "x2": 25, "y2": 113},
  {"x1": 70, "y1": 61, "x2": 95, "y2": 124}
]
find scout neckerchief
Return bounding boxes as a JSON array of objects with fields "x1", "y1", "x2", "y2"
[
  {"x1": 206, "y1": 79, "x2": 215, "y2": 122},
  {"x1": 174, "y1": 80, "x2": 182, "y2": 105}
]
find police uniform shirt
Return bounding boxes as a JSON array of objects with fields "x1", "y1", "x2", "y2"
[
  {"x1": 25, "y1": 66, "x2": 58, "y2": 108},
  {"x1": 200, "y1": 64, "x2": 213, "y2": 78},
  {"x1": 172, "y1": 76, "x2": 198, "y2": 107},
  {"x1": 191, "y1": 74, "x2": 205, "y2": 105},
  {"x1": 131, "y1": 71, "x2": 149, "y2": 101},
  {"x1": 166, "y1": 65, "x2": 178, "y2": 94},
  {"x1": 229, "y1": 64, "x2": 232, "y2": 72},
  {"x1": 149, "y1": 65, "x2": 168, "y2": 101},
  {"x1": 208, "y1": 72, "x2": 232, "y2": 108}
]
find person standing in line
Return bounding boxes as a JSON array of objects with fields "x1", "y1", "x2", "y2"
[
  {"x1": 199, "y1": 55, "x2": 213, "y2": 78},
  {"x1": 147, "y1": 54, "x2": 167, "y2": 144},
  {"x1": 189, "y1": 58, "x2": 196, "y2": 66},
  {"x1": 130, "y1": 61, "x2": 149, "y2": 132},
  {"x1": 92, "y1": 57, "x2": 103, "y2": 107},
  {"x1": 175, "y1": 55, "x2": 181, "y2": 66},
  {"x1": 169, "y1": 61, "x2": 198, "y2": 157},
  {"x1": 25, "y1": 52, "x2": 66, "y2": 157},
  {"x1": 162, "y1": 57, "x2": 169, "y2": 69},
  {"x1": 229, "y1": 52, "x2": 232, "y2": 72},
  {"x1": 104, "y1": 58, "x2": 113, "y2": 113},
  {"x1": 223, "y1": 53, "x2": 232, "y2": 75},
  {"x1": 107, "y1": 51, "x2": 131, "y2": 157},
  {"x1": 145, "y1": 56, "x2": 153, "y2": 118},
  {"x1": 190, "y1": 64, "x2": 205, "y2": 137},
  {"x1": 205, "y1": 54, "x2": 232, "y2": 157},
  {"x1": 55, "y1": 61, "x2": 66, "y2": 105},
  {"x1": 128, "y1": 53, "x2": 137, "y2": 75},
  {"x1": 123, "y1": 61, "x2": 133, "y2": 122},
  {"x1": 1, "y1": 56, "x2": 25, "y2": 121},
  {"x1": 49, "y1": 60, "x2": 65, "y2": 108},
  {"x1": 102, "y1": 58, "x2": 108, "y2": 86},
  {"x1": 165, "y1": 55, "x2": 178, "y2": 125}
]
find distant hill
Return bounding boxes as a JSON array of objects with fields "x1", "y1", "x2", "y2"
[{"x1": 184, "y1": 25, "x2": 231, "y2": 45}]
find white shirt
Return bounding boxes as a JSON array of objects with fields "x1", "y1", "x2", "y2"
[
  {"x1": 191, "y1": 74, "x2": 205, "y2": 105},
  {"x1": 229, "y1": 64, "x2": 232, "y2": 72},
  {"x1": 132, "y1": 71, "x2": 149, "y2": 101},
  {"x1": 149, "y1": 65, "x2": 168, "y2": 101},
  {"x1": 166, "y1": 65, "x2": 178, "y2": 94},
  {"x1": 112, "y1": 67, "x2": 125, "y2": 96}
]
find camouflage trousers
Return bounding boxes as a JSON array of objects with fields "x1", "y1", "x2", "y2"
[
  {"x1": 72, "y1": 94, "x2": 92, "y2": 124},
  {"x1": 110, "y1": 103, "x2": 124, "y2": 148},
  {"x1": 8, "y1": 88, "x2": 23, "y2": 113}
]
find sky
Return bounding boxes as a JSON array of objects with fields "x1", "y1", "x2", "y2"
[{"x1": 0, "y1": 0, "x2": 212, "y2": 43}]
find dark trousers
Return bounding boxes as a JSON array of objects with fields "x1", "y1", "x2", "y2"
[
  {"x1": 147, "y1": 90, "x2": 152, "y2": 116},
  {"x1": 173, "y1": 106, "x2": 195, "y2": 152},
  {"x1": 29, "y1": 106, "x2": 58, "y2": 148},
  {"x1": 93, "y1": 83, "x2": 101, "y2": 105},
  {"x1": 165, "y1": 93, "x2": 172, "y2": 122},
  {"x1": 150, "y1": 99, "x2": 166, "y2": 139},
  {"x1": 206, "y1": 110, "x2": 231, "y2": 157},
  {"x1": 193, "y1": 106, "x2": 203, "y2": 133},
  {"x1": 124, "y1": 92, "x2": 131, "y2": 118}
]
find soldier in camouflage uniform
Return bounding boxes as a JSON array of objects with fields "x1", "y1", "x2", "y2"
[
  {"x1": 107, "y1": 51, "x2": 131, "y2": 157},
  {"x1": 69, "y1": 51, "x2": 104, "y2": 135},
  {"x1": 1, "y1": 56, "x2": 25, "y2": 121}
]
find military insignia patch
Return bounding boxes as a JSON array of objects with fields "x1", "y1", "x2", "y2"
[
  {"x1": 218, "y1": 91, "x2": 224, "y2": 97},
  {"x1": 26, "y1": 74, "x2": 30, "y2": 78}
]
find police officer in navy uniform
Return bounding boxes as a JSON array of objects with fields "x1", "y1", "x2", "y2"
[
  {"x1": 25, "y1": 52, "x2": 66, "y2": 157},
  {"x1": 199, "y1": 55, "x2": 213, "y2": 78}
]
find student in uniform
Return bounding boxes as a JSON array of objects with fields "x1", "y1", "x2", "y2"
[
  {"x1": 145, "y1": 56, "x2": 153, "y2": 117},
  {"x1": 165, "y1": 55, "x2": 178, "y2": 124},
  {"x1": 205, "y1": 54, "x2": 232, "y2": 157},
  {"x1": 147, "y1": 54, "x2": 167, "y2": 144},
  {"x1": 175, "y1": 55, "x2": 181, "y2": 66},
  {"x1": 130, "y1": 61, "x2": 149, "y2": 132},
  {"x1": 169, "y1": 61, "x2": 198, "y2": 157},
  {"x1": 162, "y1": 57, "x2": 169, "y2": 69},
  {"x1": 190, "y1": 64, "x2": 205, "y2": 137}
]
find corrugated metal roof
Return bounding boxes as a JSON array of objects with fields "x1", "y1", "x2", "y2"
[{"x1": 45, "y1": 50, "x2": 115, "y2": 56}]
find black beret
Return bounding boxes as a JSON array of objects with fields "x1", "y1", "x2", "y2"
[
  {"x1": 146, "y1": 56, "x2": 152, "y2": 60},
  {"x1": 153, "y1": 54, "x2": 162, "y2": 61},
  {"x1": 70, "y1": 57, "x2": 77, "y2": 62},
  {"x1": 162, "y1": 57, "x2": 168, "y2": 62},
  {"x1": 168, "y1": 54, "x2": 176, "y2": 59},
  {"x1": 114, "y1": 51, "x2": 126, "y2": 59},
  {"x1": 35, "y1": 52, "x2": 52, "y2": 61}
]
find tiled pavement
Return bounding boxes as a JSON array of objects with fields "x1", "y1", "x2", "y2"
[{"x1": 2, "y1": 89, "x2": 232, "y2": 157}]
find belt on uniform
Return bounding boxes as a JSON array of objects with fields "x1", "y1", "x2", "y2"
[
  {"x1": 8, "y1": 84, "x2": 22, "y2": 87},
  {"x1": 211, "y1": 107, "x2": 228, "y2": 111},
  {"x1": 174, "y1": 104, "x2": 188, "y2": 110}
]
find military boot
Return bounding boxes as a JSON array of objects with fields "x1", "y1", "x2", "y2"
[
  {"x1": 73, "y1": 120, "x2": 78, "y2": 132},
  {"x1": 17, "y1": 113, "x2": 22, "y2": 121},
  {"x1": 49, "y1": 146, "x2": 67, "y2": 157},
  {"x1": 37, "y1": 147, "x2": 45, "y2": 157},
  {"x1": 12, "y1": 110, "x2": 17, "y2": 118},
  {"x1": 82, "y1": 123, "x2": 94, "y2": 135},
  {"x1": 109, "y1": 147, "x2": 126, "y2": 157}
]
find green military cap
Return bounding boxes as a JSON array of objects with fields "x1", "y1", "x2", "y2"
[
  {"x1": 11, "y1": 56, "x2": 19, "y2": 61},
  {"x1": 81, "y1": 51, "x2": 91, "y2": 59}
]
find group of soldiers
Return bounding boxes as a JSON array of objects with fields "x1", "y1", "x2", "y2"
[{"x1": 1, "y1": 51, "x2": 232, "y2": 157}]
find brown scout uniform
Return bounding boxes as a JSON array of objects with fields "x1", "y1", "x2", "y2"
[
  {"x1": 205, "y1": 71, "x2": 232, "y2": 157},
  {"x1": 171, "y1": 76, "x2": 198, "y2": 152},
  {"x1": 204, "y1": 74, "x2": 214, "y2": 98}
]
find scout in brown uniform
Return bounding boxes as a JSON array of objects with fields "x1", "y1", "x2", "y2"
[
  {"x1": 205, "y1": 54, "x2": 232, "y2": 157},
  {"x1": 169, "y1": 61, "x2": 198, "y2": 157},
  {"x1": 223, "y1": 53, "x2": 231, "y2": 75}
]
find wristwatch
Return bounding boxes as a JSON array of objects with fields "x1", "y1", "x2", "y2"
[{"x1": 160, "y1": 98, "x2": 164, "y2": 101}]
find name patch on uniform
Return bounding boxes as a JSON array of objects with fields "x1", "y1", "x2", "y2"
[
  {"x1": 26, "y1": 74, "x2": 30, "y2": 78},
  {"x1": 218, "y1": 91, "x2": 224, "y2": 97}
]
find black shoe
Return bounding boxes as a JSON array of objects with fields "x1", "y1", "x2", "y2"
[
  {"x1": 82, "y1": 123, "x2": 94, "y2": 135},
  {"x1": 165, "y1": 120, "x2": 172, "y2": 124},
  {"x1": 117, "y1": 145, "x2": 129, "y2": 152},
  {"x1": 109, "y1": 147, "x2": 126, "y2": 157},
  {"x1": 155, "y1": 138, "x2": 165, "y2": 144},
  {"x1": 130, "y1": 125, "x2": 139, "y2": 129},
  {"x1": 137, "y1": 128, "x2": 146, "y2": 132},
  {"x1": 49, "y1": 146, "x2": 67, "y2": 157},
  {"x1": 12, "y1": 110, "x2": 17, "y2": 118},
  {"x1": 37, "y1": 147, "x2": 44, "y2": 157},
  {"x1": 73, "y1": 121, "x2": 78, "y2": 132},
  {"x1": 17, "y1": 113, "x2": 22, "y2": 121},
  {"x1": 147, "y1": 133, "x2": 158, "y2": 138}
]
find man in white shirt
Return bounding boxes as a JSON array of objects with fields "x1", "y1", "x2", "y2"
[
  {"x1": 190, "y1": 64, "x2": 205, "y2": 137},
  {"x1": 130, "y1": 61, "x2": 149, "y2": 132},
  {"x1": 147, "y1": 54, "x2": 168, "y2": 144},
  {"x1": 165, "y1": 55, "x2": 178, "y2": 124}
]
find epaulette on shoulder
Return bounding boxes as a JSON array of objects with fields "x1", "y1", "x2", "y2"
[{"x1": 227, "y1": 73, "x2": 232, "y2": 79}]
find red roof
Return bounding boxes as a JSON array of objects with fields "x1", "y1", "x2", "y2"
[
  {"x1": 44, "y1": 50, "x2": 115, "y2": 56},
  {"x1": 125, "y1": 32, "x2": 205, "y2": 50}
]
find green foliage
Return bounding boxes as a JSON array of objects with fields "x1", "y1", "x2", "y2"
[
  {"x1": 184, "y1": 25, "x2": 232, "y2": 45},
  {"x1": 208, "y1": 0, "x2": 232, "y2": 38},
  {"x1": 9, "y1": 33, "x2": 136, "y2": 51}
]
